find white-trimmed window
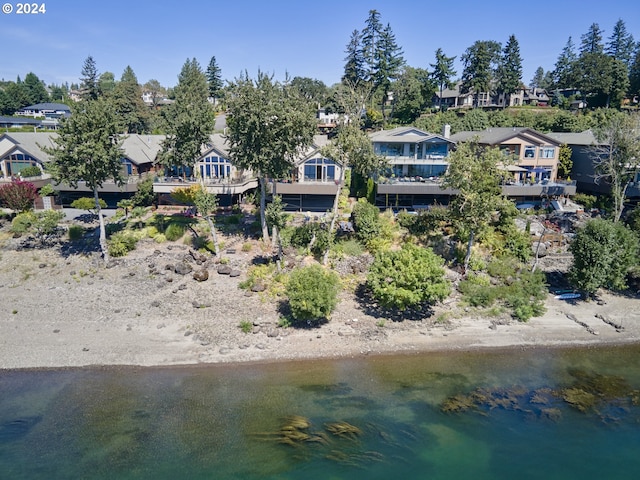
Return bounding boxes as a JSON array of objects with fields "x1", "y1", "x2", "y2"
[
  {"x1": 199, "y1": 155, "x2": 231, "y2": 179},
  {"x1": 540, "y1": 146, "x2": 555, "y2": 159},
  {"x1": 303, "y1": 158, "x2": 336, "y2": 182},
  {"x1": 524, "y1": 146, "x2": 536, "y2": 158}
]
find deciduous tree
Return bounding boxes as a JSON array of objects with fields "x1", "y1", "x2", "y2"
[
  {"x1": 569, "y1": 218, "x2": 638, "y2": 295},
  {"x1": 441, "y1": 139, "x2": 510, "y2": 273},
  {"x1": 43, "y1": 97, "x2": 125, "y2": 261},
  {"x1": 225, "y1": 71, "x2": 316, "y2": 242},
  {"x1": 591, "y1": 112, "x2": 640, "y2": 222}
]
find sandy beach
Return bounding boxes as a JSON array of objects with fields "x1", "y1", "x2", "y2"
[{"x1": 1, "y1": 237, "x2": 640, "y2": 370}]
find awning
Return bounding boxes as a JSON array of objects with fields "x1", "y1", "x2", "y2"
[{"x1": 499, "y1": 164, "x2": 527, "y2": 172}]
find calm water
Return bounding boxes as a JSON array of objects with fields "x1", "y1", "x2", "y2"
[{"x1": 1, "y1": 346, "x2": 640, "y2": 479}]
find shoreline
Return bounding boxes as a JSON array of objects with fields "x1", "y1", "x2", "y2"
[{"x1": 1, "y1": 243, "x2": 639, "y2": 371}]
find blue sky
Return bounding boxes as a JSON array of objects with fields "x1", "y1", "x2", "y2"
[{"x1": 1, "y1": 0, "x2": 638, "y2": 90}]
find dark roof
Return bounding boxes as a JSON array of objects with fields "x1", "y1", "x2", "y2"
[{"x1": 20, "y1": 103, "x2": 71, "y2": 112}]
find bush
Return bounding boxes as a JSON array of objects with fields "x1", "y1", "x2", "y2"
[
  {"x1": 165, "y1": 222, "x2": 186, "y2": 241},
  {"x1": 286, "y1": 264, "x2": 340, "y2": 323},
  {"x1": 569, "y1": 218, "x2": 638, "y2": 294},
  {"x1": 33, "y1": 210, "x2": 64, "y2": 237},
  {"x1": 10, "y1": 212, "x2": 37, "y2": 234},
  {"x1": 367, "y1": 244, "x2": 451, "y2": 310},
  {"x1": 574, "y1": 193, "x2": 597, "y2": 210},
  {"x1": 289, "y1": 223, "x2": 332, "y2": 256},
  {"x1": 68, "y1": 225, "x2": 84, "y2": 241},
  {"x1": 71, "y1": 197, "x2": 107, "y2": 213},
  {"x1": 19, "y1": 166, "x2": 42, "y2": 178},
  {"x1": 458, "y1": 256, "x2": 547, "y2": 321},
  {"x1": 131, "y1": 177, "x2": 156, "y2": 207},
  {"x1": 352, "y1": 199, "x2": 381, "y2": 244},
  {"x1": 38, "y1": 184, "x2": 55, "y2": 197},
  {"x1": 0, "y1": 181, "x2": 38, "y2": 212},
  {"x1": 107, "y1": 231, "x2": 139, "y2": 257}
]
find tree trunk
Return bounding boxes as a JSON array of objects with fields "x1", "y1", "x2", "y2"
[
  {"x1": 271, "y1": 181, "x2": 278, "y2": 249},
  {"x1": 463, "y1": 229, "x2": 474, "y2": 275},
  {"x1": 259, "y1": 176, "x2": 270, "y2": 243},
  {"x1": 322, "y1": 167, "x2": 345, "y2": 265},
  {"x1": 94, "y1": 188, "x2": 109, "y2": 264},
  {"x1": 205, "y1": 216, "x2": 220, "y2": 257}
]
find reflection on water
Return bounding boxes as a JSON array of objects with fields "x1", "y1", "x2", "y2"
[{"x1": 1, "y1": 346, "x2": 640, "y2": 479}]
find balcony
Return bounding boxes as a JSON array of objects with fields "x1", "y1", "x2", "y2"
[
  {"x1": 272, "y1": 180, "x2": 341, "y2": 196},
  {"x1": 376, "y1": 176, "x2": 577, "y2": 198},
  {"x1": 153, "y1": 175, "x2": 258, "y2": 195}
]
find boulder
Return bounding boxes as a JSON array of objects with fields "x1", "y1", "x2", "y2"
[
  {"x1": 193, "y1": 268, "x2": 209, "y2": 282},
  {"x1": 174, "y1": 262, "x2": 193, "y2": 275},
  {"x1": 217, "y1": 265, "x2": 232, "y2": 275},
  {"x1": 229, "y1": 269, "x2": 241, "y2": 277}
]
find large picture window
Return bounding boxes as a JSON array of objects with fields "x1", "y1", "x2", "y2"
[
  {"x1": 303, "y1": 158, "x2": 336, "y2": 182},
  {"x1": 199, "y1": 156, "x2": 231, "y2": 180}
]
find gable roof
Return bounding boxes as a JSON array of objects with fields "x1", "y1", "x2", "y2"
[
  {"x1": 0, "y1": 132, "x2": 57, "y2": 162},
  {"x1": 546, "y1": 130, "x2": 602, "y2": 146},
  {"x1": 19, "y1": 103, "x2": 71, "y2": 112},
  {"x1": 120, "y1": 134, "x2": 164, "y2": 165},
  {"x1": 369, "y1": 126, "x2": 454, "y2": 144},
  {"x1": 450, "y1": 127, "x2": 561, "y2": 146}
]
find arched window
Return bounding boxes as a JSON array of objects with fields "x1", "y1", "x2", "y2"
[
  {"x1": 6, "y1": 153, "x2": 38, "y2": 176},
  {"x1": 303, "y1": 158, "x2": 336, "y2": 182}
]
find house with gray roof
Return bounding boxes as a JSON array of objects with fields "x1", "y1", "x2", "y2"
[
  {"x1": 15, "y1": 103, "x2": 71, "y2": 119},
  {"x1": 269, "y1": 134, "x2": 341, "y2": 211},
  {"x1": 370, "y1": 126, "x2": 457, "y2": 208},
  {"x1": 546, "y1": 130, "x2": 640, "y2": 199}
]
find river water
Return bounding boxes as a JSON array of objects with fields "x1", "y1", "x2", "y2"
[{"x1": 1, "y1": 345, "x2": 639, "y2": 479}]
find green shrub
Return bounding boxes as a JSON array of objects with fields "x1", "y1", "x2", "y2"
[
  {"x1": 33, "y1": 210, "x2": 64, "y2": 237},
  {"x1": 68, "y1": 225, "x2": 84, "y2": 241},
  {"x1": 289, "y1": 223, "x2": 332, "y2": 256},
  {"x1": 239, "y1": 320, "x2": 253, "y2": 333},
  {"x1": 165, "y1": 222, "x2": 186, "y2": 241},
  {"x1": 107, "y1": 231, "x2": 139, "y2": 257},
  {"x1": 11, "y1": 212, "x2": 37, "y2": 234},
  {"x1": 19, "y1": 166, "x2": 42, "y2": 178},
  {"x1": 286, "y1": 264, "x2": 340, "y2": 323},
  {"x1": 242, "y1": 242, "x2": 253, "y2": 252},
  {"x1": 130, "y1": 206, "x2": 148, "y2": 218},
  {"x1": 367, "y1": 244, "x2": 450, "y2": 310},
  {"x1": 38, "y1": 184, "x2": 55, "y2": 197},
  {"x1": 332, "y1": 238, "x2": 364, "y2": 258},
  {"x1": 71, "y1": 197, "x2": 107, "y2": 213},
  {"x1": 352, "y1": 199, "x2": 381, "y2": 244},
  {"x1": 154, "y1": 233, "x2": 167, "y2": 243},
  {"x1": 574, "y1": 193, "x2": 597, "y2": 210}
]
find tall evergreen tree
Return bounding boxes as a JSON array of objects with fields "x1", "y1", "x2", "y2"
[
  {"x1": 496, "y1": 34, "x2": 523, "y2": 107},
  {"x1": 460, "y1": 40, "x2": 501, "y2": 107},
  {"x1": 342, "y1": 29, "x2": 365, "y2": 86},
  {"x1": 629, "y1": 47, "x2": 640, "y2": 101},
  {"x1": 80, "y1": 55, "x2": 99, "y2": 101},
  {"x1": 530, "y1": 67, "x2": 545, "y2": 89},
  {"x1": 158, "y1": 58, "x2": 215, "y2": 174},
  {"x1": 360, "y1": 9, "x2": 383, "y2": 83},
  {"x1": 23, "y1": 72, "x2": 49, "y2": 105},
  {"x1": 429, "y1": 48, "x2": 457, "y2": 110},
  {"x1": 375, "y1": 22, "x2": 405, "y2": 121},
  {"x1": 606, "y1": 19, "x2": 635, "y2": 69},
  {"x1": 580, "y1": 23, "x2": 604, "y2": 55},
  {"x1": 552, "y1": 37, "x2": 578, "y2": 89},
  {"x1": 206, "y1": 56, "x2": 223, "y2": 102},
  {"x1": 112, "y1": 66, "x2": 149, "y2": 134}
]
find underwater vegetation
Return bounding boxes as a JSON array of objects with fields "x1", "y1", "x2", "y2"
[{"x1": 440, "y1": 368, "x2": 640, "y2": 423}]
